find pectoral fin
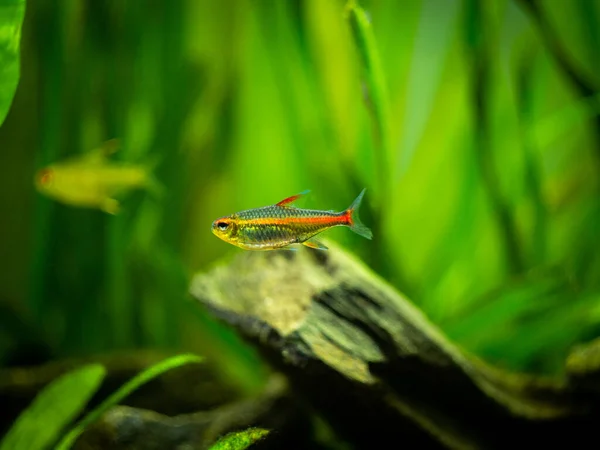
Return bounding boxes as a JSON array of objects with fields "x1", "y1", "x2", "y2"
[
  {"x1": 83, "y1": 139, "x2": 121, "y2": 165},
  {"x1": 302, "y1": 238, "x2": 328, "y2": 250}
]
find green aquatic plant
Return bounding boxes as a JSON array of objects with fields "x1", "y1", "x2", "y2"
[
  {"x1": 0, "y1": 0, "x2": 25, "y2": 125},
  {"x1": 344, "y1": 0, "x2": 392, "y2": 192},
  {"x1": 0, "y1": 365, "x2": 105, "y2": 450},
  {"x1": 343, "y1": 0, "x2": 417, "y2": 292},
  {"x1": 0, "y1": 354, "x2": 203, "y2": 450}
]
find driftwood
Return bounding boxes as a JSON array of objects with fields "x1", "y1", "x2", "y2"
[
  {"x1": 190, "y1": 241, "x2": 600, "y2": 449},
  {"x1": 74, "y1": 373, "x2": 312, "y2": 450},
  {"x1": 0, "y1": 350, "x2": 239, "y2": 437}
]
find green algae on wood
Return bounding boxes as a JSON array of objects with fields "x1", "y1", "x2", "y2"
[{"x1": 209, "y1": 427, "x2": 270, "y2": 450}]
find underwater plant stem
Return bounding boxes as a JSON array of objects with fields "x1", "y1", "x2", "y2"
[
  {"x1": 516, "y1": 0, "x2": 597, "y2": 99},
  {"x1": 344, "y1": 0, "x2": 392, "y2": 194},
  {"x1": 467, "y1": 0, "x2": 524, "y2": 274},
  {"x1": 516, "y1": 49, "x2": 547, "y2": 264},
  {"x1": 517, "y1": 0, "x2": 600, "y2": 169},
  {"x1": 106, "y1": 219, "x2": 132, "y2": 347},
  {"x1": 29, "y1": 2, "x2": 64, "y2": 324},
  {"x1": 344, "y1": 0, "x2": 414, "y2": 295}
]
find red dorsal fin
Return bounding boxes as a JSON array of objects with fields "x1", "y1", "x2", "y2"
[{"x1": 276, "y1": 189, "x2": 310, "y2": 207}]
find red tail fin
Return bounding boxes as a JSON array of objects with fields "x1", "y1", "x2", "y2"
[{"x1": 345, "y1": 189, "x2": 373, "y2": 240}]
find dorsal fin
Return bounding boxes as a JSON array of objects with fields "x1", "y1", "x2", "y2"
[
  {"x1": 275, "y1": 189, "x2": 310, "y2": 207},
  {"x1": 82, "y1": 139, "x2": 120, "y2": 164},
  {"x1": 101, "y1": 138, "x2": 120, "y2": 155}
]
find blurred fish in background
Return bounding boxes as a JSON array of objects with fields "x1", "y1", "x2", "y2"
[{"x1": 33, "y1": 139, "x2": 162, "y2": 214}]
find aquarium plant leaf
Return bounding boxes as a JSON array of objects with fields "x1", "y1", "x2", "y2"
[
  {"x1": 0, "y1": 364, "x2": 106, "y2": 450},
  {"x1": 55, "y1": 353, "x2": 204, "y2": 450},
  {"x1": 344, "y1": 0, "x2": 391, "y2": 196},
  {"x1": 0, "y1": 0, "x2": 25, "y2": 127},
  {"x1": 531, "y1": 92, "x2": 600, "y2": 150},
  {"x1": 208, "y1": 427, "x2": 270, "y2": 450}
]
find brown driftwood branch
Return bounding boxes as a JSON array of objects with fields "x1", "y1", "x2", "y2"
[
  {"x1": 74, "y1": 373, "x2": 309, "y2": 450},
  {"x1": 0, "y1": 350, "x2": 239, "y2": 435},
  {"x1": 190, "y1": 241, "x2": 600, "y2": 449}
]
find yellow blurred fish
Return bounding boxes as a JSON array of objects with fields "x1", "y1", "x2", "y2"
[{"x1": 34, "y1": 139, "x2": 161, "y2": 214}]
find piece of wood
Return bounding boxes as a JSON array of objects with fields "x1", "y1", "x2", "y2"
[
  {"x1": 190, "y1": 241, "x2": 600, "y2": 449},
  {"x1": 0, "y1": 350, "x2": 239, "y2": 437},
  {"x1": 74, "y1": 374, "x2": 312, "y2": 450}
]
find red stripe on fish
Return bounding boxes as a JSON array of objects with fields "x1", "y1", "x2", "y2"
[
  {"x1": 238, "y1": 215, "x2": 348, "y2": 227},
  {"x1": 211, "y1": 189, "x2": 372, "y2": 250}
]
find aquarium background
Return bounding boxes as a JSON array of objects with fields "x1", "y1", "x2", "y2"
[{"x1": 1, "y1": 0, "x2": 600, "y2": 409}]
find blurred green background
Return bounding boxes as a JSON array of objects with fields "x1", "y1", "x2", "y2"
[{"x1": 1, "y1": 0, "x2": 600, "y2": 399}]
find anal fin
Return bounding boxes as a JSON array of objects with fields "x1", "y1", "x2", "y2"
[{"x1": 302, "y1": 238, "x2": 328, "y2": 250}]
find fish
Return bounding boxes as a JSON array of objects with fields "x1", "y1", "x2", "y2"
[
  {"x1": 211, "y1": 189, "x2": 373, "y2": 251},
  {"x1": 34, "y1": 139, "x2": 161, "y2": 214}
]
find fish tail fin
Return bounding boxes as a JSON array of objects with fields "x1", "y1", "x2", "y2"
[
  {"x1": 344, "y1": 188, "x2": 373, "y2": 240},
  {"x1": 143, "y1": 154, "x2": 165, "y2": 199}
]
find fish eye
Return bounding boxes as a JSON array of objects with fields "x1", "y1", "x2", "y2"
[
  {"x1": 38, "y1": 169, "x2": 53, "y2": 186},
  {"x1": 216, "y1": 221, "x2": 229, "y2": 231}
]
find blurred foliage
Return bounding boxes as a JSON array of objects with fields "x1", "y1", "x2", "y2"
[
  {"x1": 0, "y1": 364, "x2": 104, "y2": 450},
  {"x1": 0, "y1": 0, "x2": 599, "y2": 406},
  {"x1": 0, "y1": 354, "x2": 202, "y2": 450},
  {"x1": 0, "y1": 0, "x2": 25, "y2": 125}
]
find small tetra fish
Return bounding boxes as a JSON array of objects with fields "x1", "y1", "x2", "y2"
[
  {"x1": 211, "y1": 189, "x2": 373, "y2": 251},
  {"x1": 34, "y1": 139, "x2": 161, "y2": 214}
]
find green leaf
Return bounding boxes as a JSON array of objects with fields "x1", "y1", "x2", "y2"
[
  {"x1": 55, "y1": 354, "x2": 204, "y2": 450},
  {"x1": 209, "y1": 428, "x2": 270, "y2": 450},
  {"x1": 0, "y1": 0, "x2": 25, "y2": 127},
  {"x1": 344, "y1": 0, "x2": 392, "y2": 198},
  {"x1": 0, "y1": 364, "x2": 106, "y2": 450},
  {"x1": 530, "y1": 92, "x2": 600, "y2": 150}
]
